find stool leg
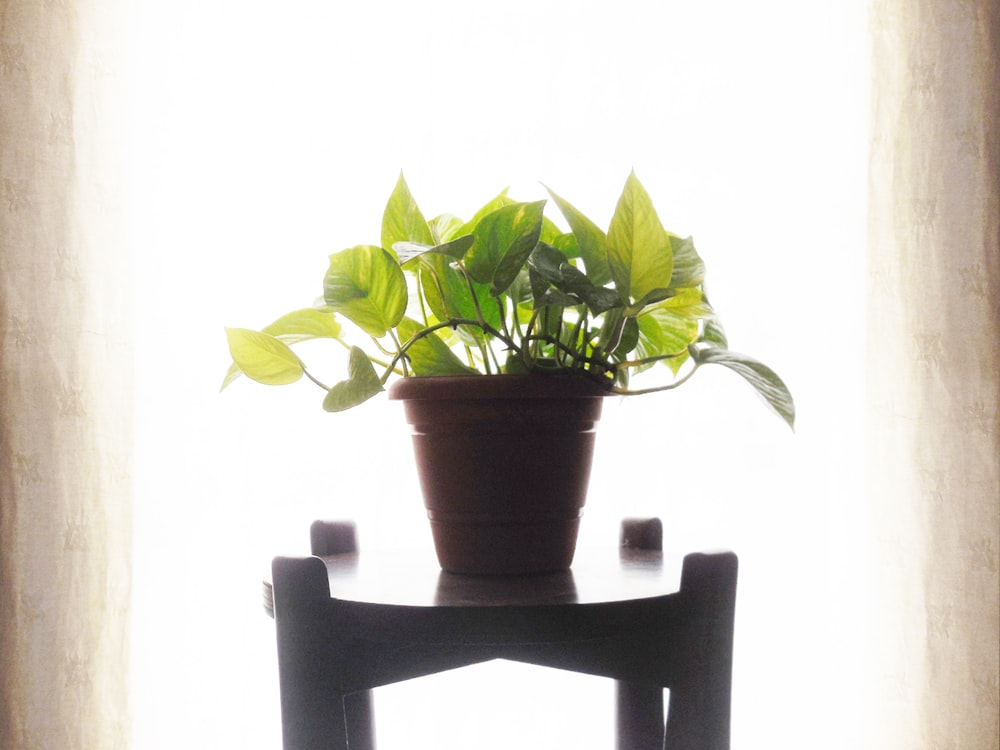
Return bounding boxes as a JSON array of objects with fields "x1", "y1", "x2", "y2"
[
  {"x1": 309, "y1": 521, "x2": 377, "y2": 749},
  {"x1": 616, "y1": 681, "x2": 665, "y2": 750},
  {"x1": 664, "y1": 684, "x2": 729, "y2": 750},
  {"x1": 272, "y1": 556, "x2": 350, "y2": 750},
  {"x1": 310, "y1": 520, "x2": 359, "y2": 556},
  {"x1": 345, "y1": 690, "x2": 376, "y2": 750},
  {"x1": 664, "y1": 552, "x2": 738, "y2": 750},
  {"x1": 616, "y1": 519, "x2": 666, "y2": 750}
]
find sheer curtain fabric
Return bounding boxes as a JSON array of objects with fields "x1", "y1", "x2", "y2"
[
  {"x1": 0, "y1": 1, "x2": 131, "y2": 748},
  {"x1": 867, "y1": 0, "x2": 999, "y2": 747}
]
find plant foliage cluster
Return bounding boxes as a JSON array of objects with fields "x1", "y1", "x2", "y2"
[{"x1": 224, "y1": 172, "x2": 794, "y2": 428}]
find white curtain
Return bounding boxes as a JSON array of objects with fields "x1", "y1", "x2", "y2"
[
  {"x1": 867, "y1": 0, "x2": 999, "y2": 746},
  {"x1": 1, "y1": 1, "x2": 996, "y2": 749},
  {"x1": 0, "y1": 0, "x2": 132, "y2": 748}
]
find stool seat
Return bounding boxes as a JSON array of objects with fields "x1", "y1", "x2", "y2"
[{"x1": 266, "y1": 521, "x2": 737, "y2": 750}]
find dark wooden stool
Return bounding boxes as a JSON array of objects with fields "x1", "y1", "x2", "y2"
[{"x1": 264, "y1": 519, "x2": 737, "y2": 750}]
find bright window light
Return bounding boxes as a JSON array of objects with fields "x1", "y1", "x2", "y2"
[{"x1": 124, "y1": 2, "x2": 869, "y2": 748}]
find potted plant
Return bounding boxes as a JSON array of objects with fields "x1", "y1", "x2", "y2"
[{"x1": 223, "y1": 171, "x2": 794, "y2": 574}]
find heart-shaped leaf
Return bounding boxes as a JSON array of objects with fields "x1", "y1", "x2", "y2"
[
  {"x1": 225, "y1": 328, "x2": 304, "y2": 386},
  {"x1": 221, "y1": 309, "x2": 342, "y2": 390},
  {"x1": 322, "y1": 346, "x2": 384, "y2": 412},
  {"x1": 466, "y1": 201, "x2": 545, "y2": 296},
  {"x1": 323, "y1": 245, "x2": 407, "y2": 337}
]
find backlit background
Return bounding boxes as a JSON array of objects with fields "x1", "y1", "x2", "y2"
[{"x1": 123, "y1": 2, "x2": 869, "y2": 747}]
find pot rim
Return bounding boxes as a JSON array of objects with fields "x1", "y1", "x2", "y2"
[{"x1": 387, "y1": 373, "x2": 611, "y2": 401}]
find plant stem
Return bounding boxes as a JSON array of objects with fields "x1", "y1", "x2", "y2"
[
  {"x1": 480, "y1": 341, "x2": 493, "y2": 374},
  {"x1": 567, "y1": 316, "x2": 585, "y2": 366},
  {"x1": 522, "y1": 310, "x2": 540, "y2": 369},
  {"x1": 616, "y1": 350, "x2": 687, "y2": 370},
  {"x1": 511, "y1": 299, "x2": 525, "y2": 343},
  {"x1": 521, "y1": 333, "x2": 612, "y2": 372},
  {"x1": 302, "y1": 367, "x2": 330, "y2": 391},
  {"x1": 387, "y1": 329, "x2": 408, "y2": 376},
  {"x1": 611, "y1": 362, "x2": 701, "y2": 395},
  {"x1": 372, "y1": 337, "x2": 395, "y2": 357},
  {"x1": 383, "y1": 318, "x2": 515, "y2": 381},
  {"x1": 416, "y1": 268, "x2": 431, "y2": 327}
]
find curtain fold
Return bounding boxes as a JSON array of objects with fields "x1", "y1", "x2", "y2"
[
  {"x1": 868, "y1": 0, "x2": 999, "y2": 747},
  {"x1": 0, "y1": 1, "x2": 131, "y2": 748}
]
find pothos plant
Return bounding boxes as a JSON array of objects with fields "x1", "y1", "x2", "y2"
[{"x1": 223, "y1": 171, "x2": 794, "y2": 429}]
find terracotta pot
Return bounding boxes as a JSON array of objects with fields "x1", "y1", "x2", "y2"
[{"x1": 388, "y1": 374, "x2": 607, "y2": 575}]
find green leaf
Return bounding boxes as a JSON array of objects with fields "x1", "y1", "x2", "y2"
[
  {"x1": 668, "y1": 234, "x2": 705, "y2": 288},
  {"x1": 221, "y1": 309, "x2": 343, "y2": 390},
  {"x1": 694, "y1": 348, "x2": 796, "y2": 429},
  {"x1": 607, "y1": 171, "x2": 673, "y2": 304},
  {"x1": 634, "y1": 305, "x2": 699, "y2": 374},
  {"x1": 429, "y1": 213, "x2": 466, "y2": 243},
  {"x1": 395, "y1": 234, "x2": 474, "y2": 266},
  {"x1": 322, "y1": 346, "x2": 384, "y2": 412},
  {"x1": 503, "y1": 350, "x2": 531, "y2": 374},
  {"x1": 414, "y1": 251, "x2": 500, "y2": 338},
  {"x1": 539, "y1": 215, "x2": 564, "y2": 245},
  {"x1": 397, "y1": 317, "x2": 479, "y2": 376},
  {"x1": 545, "y1": 186, "x2": 612, "y2": 285},
  {"x1": 225, "y1": 328, "x2": 304, "y2": 386},
  {"x1": 466, "y1": 201, "x2": 546, "y2": 296},
  {"x1": 506, "y1": 268, "x2": 536, "y2": 315},
  {"x1": 595, "y1": 306, "x2": 627, "y2": 354},
  {"x1": 455, "y1": 190, "x2": 514, "y2": 236},
  {"x1": 532, "y1": 286, "x2": 583, "y2": 309},
  {"x1": 632, "y1": 290, "x2": 710, "y2": 372},
  {"x1": 381, "y1": 172, "x2": 434, "y2": 255},
  {"x1": 537, "y1": 302, "x2": 565, "y2": 341},
  {"x1": 528, "y1": 242, "x2": 620, "y2": 314},
  {"x1": 658, "y1": 286, "x2": 712, "y2": 317},
  {"x1": 552, "y1": 232, "x2": 581, "y2": 259},
  {"x1": 263, "y1": 308, "x2": 343, "y2": 343},
  {"x1": 323, "y1": 245, "x2": 408, "y2": 337},
  {"x1": 221, "y1": 362, "x2": 244, "y2": 391},
  {"x1": 702, "y1": 315, "x2": 728, "y2": 348},
  {"x1": 613, "y1": 317, "x2": 640, "y2": 358}
]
